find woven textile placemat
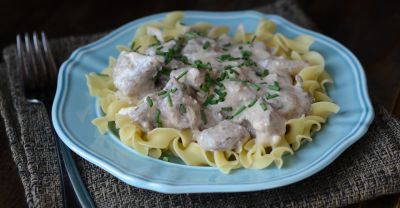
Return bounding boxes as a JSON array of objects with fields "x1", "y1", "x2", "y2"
[{"x1": 1, "y1": 0, "x2": 399, "y2": 207}]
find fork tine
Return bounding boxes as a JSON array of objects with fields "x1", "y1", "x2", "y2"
[
  {"x1": 41, "y1": 32, "x2": 57, "y2": 87},
  {"x1": 16, "y1": 34, "x2": 32, "y2": 91},
  {"x1": 33, "y1": 32, "x2": 48, "y2": 88},
  {"x1": 24, "y1": 33, "x2": 40, "y2": 90}
]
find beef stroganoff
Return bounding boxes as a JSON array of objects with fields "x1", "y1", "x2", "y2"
[{"x1": 86, "y1": 12, "x2": 339, "y2": 173}]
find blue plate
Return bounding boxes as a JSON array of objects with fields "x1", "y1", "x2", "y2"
[{"x1": 52, "y1": 11, "x2": 374, "y2": 193}]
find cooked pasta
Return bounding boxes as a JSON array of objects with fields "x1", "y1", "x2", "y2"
[{"x1": 86, "y1": 12, "x2": 339, "y2": 173}]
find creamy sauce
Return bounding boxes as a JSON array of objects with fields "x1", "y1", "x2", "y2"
[{"x1": 115, "y1": 32, "x2": 312, "y2": 150}]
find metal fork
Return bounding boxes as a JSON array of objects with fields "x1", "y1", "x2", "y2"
[{"x1": 16, "y1": 32, "x2": 95, "y2": 208}]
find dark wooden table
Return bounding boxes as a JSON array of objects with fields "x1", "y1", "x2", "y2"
[{"x1": 0, "y1": 0, "x2": 399, "y2": 207}]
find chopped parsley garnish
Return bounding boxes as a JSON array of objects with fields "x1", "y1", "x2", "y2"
[
  {"x1": 221, "y1": 107, "x2": 233, "y2": 112},
  {"x1": 203, "y1": 95, "x2": 217, "y2": 106},
  {"x1": 146, "y1": 96, "x2": 153, "y2": 107},
  {"x1": 167, "y1": 93, "x2": 173, "y2": 107},
  {"x1": 192, "y1": 60, "x2": 211, "y2": 70},
  {"x1": 176, "y1": 70, "x2": 188, "y2": 80},
  {"x1": 200, "y1": 83, "x2": 210, "y2": 92},
  {"x1": 247, "y1": 98, "x2": 258, "y2": 107},
  {"x1": 155, "y1": 108, "x2": 162, "y2": 127},
  {"x1": 157, "y1": 90, "x2": 168, "y2": 97},
  {"x1": 239, "y1": 50, "x2": 257, "y2": 67},
  {"x1": 238, "y1": 46, "x2": 243, "y2": 50},
  {"x1": 162, "y1": 156, "x2": 169, "y2": 162},
  {"x1": 247, "y1": 35, "x2": 256, "y2": 44},
  {"x1": 152, "y1": 67, "x2": 172, "y2": 81},
  {"x1": 158, "y1": 88, "x2": 177, "y2": 106},
  {"x1": 259, "y1": 100, "x2": 268, "y2": 111},
  {"x1": 246, "y1": 82, "x2": 261, "y2": 91},
  {"x1": 241, "y1": 50, "x2": 252, "y2": 59},
  {"x1": 216, "y1": 71, "x2": 227, "y2": 82},
  {"x1": 183, "y1": 32, "x2": 198, "y2": 40},
  {"x1": 265, "y1": 93, "x2": 279, "y2": 100},
  {"x1": 232, "y1": 106, "x2": 247, "y2": 118},
  {"x1": 200, "y1": 109, "x2": 208, "y2": 125},
  {"x1": 96, "y1": 73, "x2": 109, "y2": 77},
  {"x1": 133, "y1": 45, "x2": 141, "y2": 52},
  {"x1": 268, "y1": 81, "x2": 281, "y2": 91},
  {"x1": 202, "y1": 41, "x2": 210, "y2": 50},
  {"x1": 178, "y1": 55, "x2": 190, "y2": 65},
  {"x1": 148, "y1": 35, "x2": 162, "y2": 47},
  {"x1": 179, "y1": 104, "x2": 187, "y2": 114},
  {"x1": 256, "y1": 69, "x2": 269, "y2": 78},
  {"x1": 200, "y1": 72, "x2": 213, "y2": 92},
  {"x1": 131, "y1": 42, "x2": 141, "y2": 52},
  {"x1": 155, "y1": 43, "x2": 184, "y2": 64},
  {"x1": 216, "y1": 54, "x2": 240, "y2": 62},
  {"x1": 222, "y1": 43, "x2": 231, "y2": 51},
  {"x1": 214, "y1": 88, "x2": 227, "y2": 98},
  {"x1": 262, "y1": 69, "x2": 270, "y2": 77},
  {"x1": 239, "y1": 59, "x2": 257, "y2": 67},
  {"x1": 170, "y1": 88, "x2": 177, "y2": 93},
  {"x1": 224, "y1": 65, "x2": 240, "y2": 75}
]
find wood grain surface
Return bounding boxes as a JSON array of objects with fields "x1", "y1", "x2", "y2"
[{"x1": 0, "y1": 0, "x2": 399, "y2": 207}]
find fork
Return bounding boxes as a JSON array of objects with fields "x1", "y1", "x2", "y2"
[{"x1": 16, "y1": 32, "x2": 95, "y2": 208}]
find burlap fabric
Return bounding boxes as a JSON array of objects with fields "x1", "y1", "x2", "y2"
[{"x1": 1, "y1": 0, "x2": 399, "y2": 207}]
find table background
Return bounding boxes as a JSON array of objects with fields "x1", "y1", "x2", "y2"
[{"x1": 0, "y1": 0, "x2": 399, "y2": 207}]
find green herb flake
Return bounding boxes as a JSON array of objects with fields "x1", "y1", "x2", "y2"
[
  {"x1": 265, "y1": 93, "x2": 279, "y2": 100},
  {"x1": 258, "y1": 69, "x2": 269, "y2": 78},
  {"x1": 155, "y1": 108, "x2": 162, "y2": 127},
  {"x1": 176, "y1": 70, "x2": 188, "y2": 80},
  {"x1": 152, "y1": 67, "x2": 172, "y2": 81},
  {"x1": 241, "y1": 50, "x2": 252, "y2": 59},
  {"x1": 148, "y1": 35, "x2": 161, "y2": 47},
  {"x1": 247, "y1": 98, "x2": 258, "y2": 108},
  {"x1": 202, "y1": 41, "x2": 210, "y2": 50},
  {"x1": 131, "y1": 42, "x2": 141, "y2": 51},
  {"x1": 179, "y1": 104, "x2": 187, "y2": 114},
  {"x1": 200, "y1": 72, "x2": 214, "y2": 92},
  {"x1": 268, "y1": 81, "x2": 281, "y2": 91},
  {"x1": 96, "y1": 73, "x2": 109, "y2": 77},
  {"x1": 216, "y1": 71, "x2": 227, "y2": 82},
  {"x1": 157, "y1": 90, "x2": 168, "y2": 97},
  {"x1": 170, "y1": 88, "x2": 177, "y2": 93},
  {"x1": 200, "y1": 109, "x2": 208, "y2": 125},
  {"x1": 232, "y1": 106, "x2": 247, "y2": 118},
  {"x1": 167, "y1": 93, "x2": 173, "y2": 107},
  {"x1": 133, "y1": 45, "x2": 141, "y2": 52},
  {"x1": 162, "y1": 156, "x2": 169, "y2": 162},
  {"x1": 222, "y1": 43, "x2": 231, "y2": 51},
  {"x1": 221, "y1": 107, "x2": 233, "y2": 112},
  {"x1": 184, "y1": 32, "x2": 198, "y2": 40},
  {"x1": 260, "y1": 101, "x2": 268, "y2": 111},
  {"x1": 247, "y1": 35, "x2": 256, "y2": 44},
  {"x1": 216, "y1": 54, "x2": 240, "y2": 62},
  {"x1": 247, "y1": 82, "x2": 261, "y2": 91},
  {"x1": 203, "y1": 95, "x2": 218, "y2": 106},
  {"x1": 146, "y1": 96, "x2": 153, "y2": 107},
  {"x1": 178, "y1": 55, "x2": 190, "y2": 65},
  {"x1": 192, "y1": 60, "x2": 211, "y2": 70},
  {"x1": 214, "y1": 88, "x2": 226, "y2": 98},
  {"x1": 200, "y1": 83, "x2": 210, "y2": 92}
]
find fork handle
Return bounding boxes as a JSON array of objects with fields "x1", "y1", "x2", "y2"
[
  {"x1": 46, "y1": 103, "x2": 95, "y2": 208},
  {"x1": 55, "y1": 136, "x2": 95, "y2": 208}
]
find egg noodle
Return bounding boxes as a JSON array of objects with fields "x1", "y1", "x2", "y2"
[{"x1": 86, "y1": 12, "x2": 339, "y2": 173}]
